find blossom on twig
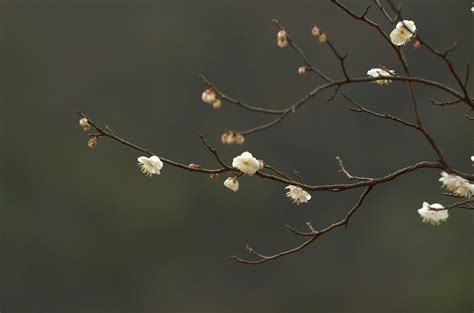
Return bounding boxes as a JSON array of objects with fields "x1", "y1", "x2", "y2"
[
  {"x1": 138, "y1": 156, "x2": 163, "y2": 177},
  {"x1": 418, "y1": 202, "x2": 448, "y2": 226},
  {"x1": 390, "y1": 20, "x2": 416, "y2": 46},
  {"x1": 439, "y1": 172, "x2": 473, "y2": 198},
  {"x1": 285, "y1": 185, "x2": 311, "y2": 205},
  {"x1": 224, "y1": 176, "x2": 239, "y2": 192},
  {"x1": 232, "y1": 152, "x2": 260, "y2": 176}
]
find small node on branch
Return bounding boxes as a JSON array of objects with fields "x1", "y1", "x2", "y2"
[
  {"x1": 188, "y1": 163, "x2": 201, "y2": 169},
  {"x1": 306, "y1": 222, "x2": 316, "y2": 233}
]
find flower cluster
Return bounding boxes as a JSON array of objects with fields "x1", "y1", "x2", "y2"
[
  {"x1": 367, "y1": 68, "x2": 396, "y2": 85},
  {"x1": 390, "y1": 20, "x2": 416, "y2": 46},
  {"x1": 201, "y1": 88, "x2": 222, "y2": 109},
  {"x1": 310, "y1": 25, "x2": 326, "y2": 43},
  {"x1": 221, "y1": 131, "x2": 245, "y2": 145}
]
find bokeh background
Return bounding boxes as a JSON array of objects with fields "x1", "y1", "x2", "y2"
[{"x1": 1, "y1": 0, "x2": 473, "y2": 312}]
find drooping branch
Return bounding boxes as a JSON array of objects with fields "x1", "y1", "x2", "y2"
[{"x1": 76, "y1": 0, "x2": 474, "y2": 266}]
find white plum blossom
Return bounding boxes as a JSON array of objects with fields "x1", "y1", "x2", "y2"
[
  {"x1": 137, "y1": 155, "x2": 163, "y2": 177},
  {"x1": 367, "y1": 68, "x2": 396, "y2": 85},
  {"x1": 224, "y1": 177, "x2": 239, "y2": 192},
  {"x1": 390, "y1": 20, "x2": 416, "y2": 46},
  {"x1": 418, "y1": 202, "x2": 448, "y2": 226},
  {"x1": 285, "y1": 185, "x2": 311, "y2": 205},
  {"x1": 439, "y1": 171, "x2": 473, "y2": 198},
  {"x1": 232, "y1": 152, "x2": 260, "y2": 176},
  {"x1": 471, "y1": 156, "x2": 474, "y2": 163}
]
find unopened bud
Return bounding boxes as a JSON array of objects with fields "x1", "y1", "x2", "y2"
[
  {"x1": 210, "y1": 173, "x2": 219, "y2": 180},
  {"x1": 298, "y1": 66, "x2": 306, "y2": 75},
  {"x1": 311, "y1": 25, "x2": 321, "y2": 37},
  {"x1": 188, "y1": 163, "x2": 201, "y2": 169},
  {"x1": 319, "y1": 33, "x2": 327, "y2": 43},
  {"x1": 277, "y1": 30, "x2": 287, "y2": 41},
  {"x1": 277, "y1": 38, "x2": 288, "y2": 48},
  {"x1": 258, "y1": 160, "x2": 265, "y2": 170},
  {"x1": 88, "y1": 136, "x2": 97, "y2": 148},
  {"x1": 212, "y1": 99, "x2": 222, "y2": 109},
  {"x1": 79, "y1": 118, "x2": 90, "y2": 131},
  {"x1": 202, "y1": 88, "x2": 216, "y2": 104},
  {"x1": 413, "y1": 40, "x2": 421, "y2": 49},
  {"x1": 235, "y1": 133, "x2": 245, "y2": 145},
  {"x1": 221, "y1": 131, "x2": 237, "y2": 145}
]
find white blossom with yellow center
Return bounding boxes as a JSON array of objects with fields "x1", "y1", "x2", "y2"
[
  {"x1": 137, "y1": 156, "x2": 163, "y2": 177},
  {"x1": 232, "y1": 152, "x2": 260, "y2": 176},
  {"x1": 390, "y1": 20, "x2": 416, "y2": 46}
]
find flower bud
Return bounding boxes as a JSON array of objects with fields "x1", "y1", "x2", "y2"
[
  {"x1": 212, "y1": 99, "x2": 222, "y2": 109},
  {"x1": 79, "y1": 118, "x2": 90, "y2": 131},
  {"x1": 88, "y1": 136, "x2": 97, "y2": 148},
  {"x1": 319, "y1": 33, "x2": 327, "y2": 43},
  {"x1": 298, "y1": 66, "x2": 306, "y2": 75},
  {"x1": 224, "y1": 176, "x2": 239, "y2": 192},
  {"x1": 210, "y1": 173, "x2": 219, "y2": 180},
  {"x1": 188, "y1": 163, "x2": 201, "y2": 169},
  {"x1": 277, "y1": 38, "x2": 288, "y2": 48},
  {"x1": 258, "y1": 160, "x2": 265, "y2": 170},
  {"x1": 413, "y1": 40, "x2": 421, "y2": 49},
  {"x1": 201, "y1": 88, "x2": 216, "y2": 104},
  {"x1": 277, "y1": 30, "x2": 287, "y2": 41},
  {"x1": 311, "y1": 25, "x2": 321, "y2": 37},
  {"x1": 235, "y1": 133, "x2": 245, "y2": 145},
  {"x1": 221, "y1": 131, "x2": 237, "y2": 145}
]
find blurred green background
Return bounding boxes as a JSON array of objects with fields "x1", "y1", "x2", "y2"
[{"x1": 1, "y1": 0, "x2": 473, "y2": 312}]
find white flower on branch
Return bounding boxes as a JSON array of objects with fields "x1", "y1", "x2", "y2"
[
  {"x1": 418, "y1": 202, "x2": 448, "y2": 226},
  {"x1": 471, "y1": 156, "x2": 474, "y2": 163},
  {"x1": 224, "y1": 176, "x2": 239, "y2": 192},
  {"x1": 367, "y1": 68, "x2": 396, "y2": 85},
  {"x1": 390, "y1": 20, "x2": 416, "y2": 46},
  {"x1": 232, "y1": 151, "x2": 260, "y2": 176},
  {"x1": 439, "y1": 171, "x2": 473, "y2": 198},
  {"x1": 137, "y1": 155, "x2": 163, "y2": 177},
  {"x1": 285, "y1": 185, "x2": 311, "y2": 205}
]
